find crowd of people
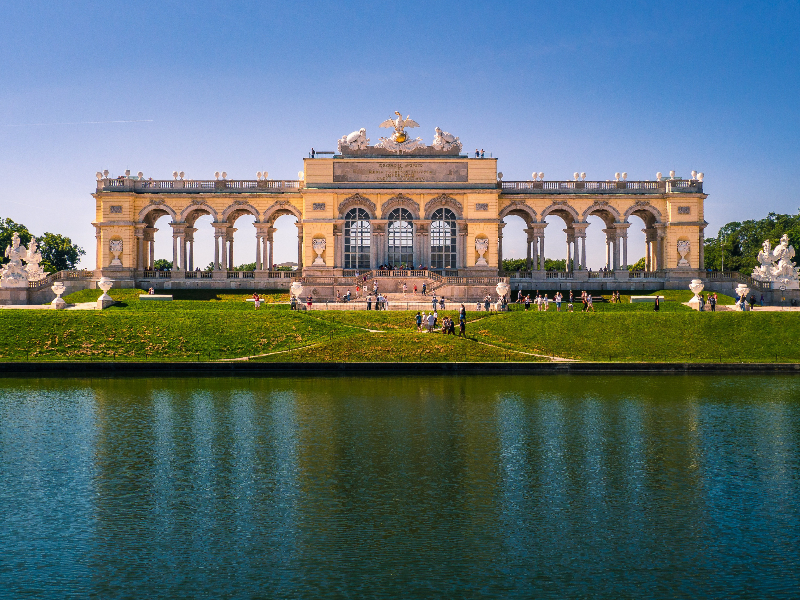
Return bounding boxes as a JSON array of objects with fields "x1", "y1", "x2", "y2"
[{"x1": 415, "y1": 304, "x2": 467, "y2": 336}]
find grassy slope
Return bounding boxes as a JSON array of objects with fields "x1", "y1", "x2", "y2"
[{"x1": 0, "y1": 289, "x2": 795, "y2": 363}]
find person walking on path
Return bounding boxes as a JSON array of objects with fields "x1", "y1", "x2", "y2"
[
  {"x1": 415, "y1": 311, "x2": 422, "y2": 331},
  {"x1": 587, "y1": 294, "x2": 594, "y2": 312},
  {"x1": 524, "y1": 295, "x2": 531, "y2": 311},
  {"x1": 439, "y1": 297, "x2": 445, "y2": 310},
  {"x1": 432, "y1": 295, "x2": 438, "y2": 310},
  {"x1": 422, "y1": 282, "x2": 427, "y2": 296},
  {"x1": 459, "y1": 318, "x2": 466, "y2": 337},
  {"x1": 414, "y1": 284, "x2": 418, "y2": 295},
  {"x1": 402, "y1": 283, "x2": 408, "y2": 298},
  {"x1": 710, "y1": 293, "x2": 717, "y2": 312}
]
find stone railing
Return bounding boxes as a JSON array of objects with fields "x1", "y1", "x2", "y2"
[
  {"x1": 500, "y1": 179, "x2": 703, "y2": 194},
  {"x1": 97, "y1": 178, "x2": 302, "y2": 193},
  {"x1": 27, "y1": 269, "x2": 94, "y2": 290},
  {"x1": 629, "y1": 270, "x2": 665, "y2": 279}
]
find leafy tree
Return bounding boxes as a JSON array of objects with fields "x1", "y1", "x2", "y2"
[
  {"x1": 153, "y1": 259, "x2": 173, "y2": 270},
  {"x1": 37, "y1": 232, "x2": 85, "y2": 272},
  {"x1": 502, "y1": 257, "x2": 567, "y2": 271},
  {"x1": 704, "y1": 211, "x2": 800, "y2": 272},
  {"x1": 205, "y1": 262, "x2": 215, "y2": 272},
  {"x1": 0, "y1": 218, "x2": 31, "y2": 265},
  {"x1": 628, "y1": 257, "x2": 646, "y2": 271},
  {"x1": 232, "y1": 262, "x2": 256, "y2": 271},
  {"x1": 544, "y1": 258, "x2": 566, "y2": 271}
]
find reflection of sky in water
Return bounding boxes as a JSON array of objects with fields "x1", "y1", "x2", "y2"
[{"x1": 0, "y1": 375, "x2": 798, "y2": 599}]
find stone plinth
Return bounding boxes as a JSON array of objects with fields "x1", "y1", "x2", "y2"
[
  {"x1": 772, "y1": 280, "x2": 800, "y2": 290},
  {"x1": 0, "y1": 288, "x2": 29, "y2": 305}
]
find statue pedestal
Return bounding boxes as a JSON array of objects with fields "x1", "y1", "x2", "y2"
[
  {"x1": 771, "y1": 280, "x2": 799, "y2": 290},
  {"x1": 97, "y1": 294, "x2": 115, "y2": 309},
  {"x1": 51, "y1": 297, "x2": 67, "y2": 310},
  {"x1": 0, "y1": 288, "x2": 29, "y2": 305}
]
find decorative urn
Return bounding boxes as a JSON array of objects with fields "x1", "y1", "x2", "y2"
[
  {"x1": 51, "y1": 281, "x2": 67, "y2": 310},
  {"x1": 312, "y1": 238, "x2": 326, "y2": 265},
  {"x1": 689, "y1": 279, "x2": 704, "y2": 301},
  {"x1": 290, "y1": 281, "x2": 304, "y2": 300},
  {"x1": 496, "y1": 281, "x2": 510, "y2": 300}
]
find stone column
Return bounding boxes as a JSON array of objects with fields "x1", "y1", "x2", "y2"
[
  {"x1": 572, "y1": 223, "x2": 588, "y2": 270},
  {"x1": 333, "y1": 224, "x2": 343, "y2": 269},
  {"x1": 296, "y1": 222, "x2": 303, "y2": 270},
  {"x1": 171, "y1": 227, "x2": 179, "y2": 271},
  {"x1": 95, "y1": 227, "x2": 102, "y2": 269},
  {"x1": 267, "y1": 227, "x2": 275, "y2": 270},
  {"x1": 134, "y1": 227, "x2": 145, "y2": 271},
  {"x1": 458, "y1": 223, "x2": 468, "y2": 270},
  {"x1": 699, "y1": 224, "x2": 707, "y2": 271},
  {"x1": 564, "y1": 229, "x2": 574, "y2": 271},
  {"x1": 213, "y1": 232, "x2": 220, "y2": 270},
  {"x1": 524, "y1": 228, "x2": 534, "y2": 271},
  {"x1": 655, "y1": 224, "x2": 667, "y2": 271},
  {"x1": 497, "y1": 222, "x2": 505, "y2": 271}
]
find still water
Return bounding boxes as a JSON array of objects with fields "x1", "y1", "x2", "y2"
[{"x1": 0, "y1": 375, "x2": 798, "y2": 599}]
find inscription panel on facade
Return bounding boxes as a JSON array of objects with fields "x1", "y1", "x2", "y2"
[{"x1": 333, "y1": 161, "x2": 468, "y2": 183}]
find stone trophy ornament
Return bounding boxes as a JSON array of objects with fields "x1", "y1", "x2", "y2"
[
  {"x1": 751, "y1": 234, "x2": 799, "y2": 289},
  {"x1": 51, "y1": 281, "x2": 67, "y2": 309},
  {"x1": 24, "y1": 237, "x2": 46, "y2": 282},
  {"x1": 432, "y1": 127, "x2": 462, "y2": 153},
  {"x1": 374, "y1": 111, "x2": 427, "y2": 153},
  {"x1": 109, "y1": 239, "x2": 123, "y2": 266},
  {"x1": 677, "y1": 240, "x2": 690, "y2": 267},
  {"x1": 337, "y1": 128, "x2": 370, "y2": 152},
  {"x1": 475, "y1": 238, "x2": 490, "y2": 266},
  {"x1": 312, "y1": 238, "x2": 326, "y2": 265},
  {"x1": 1, "y1": 232, "x2": 30, "y2": 288}
]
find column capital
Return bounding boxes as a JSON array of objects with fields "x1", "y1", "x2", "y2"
[{"x1": 572, "y1": 223, "x2": 589, "y2": 236}]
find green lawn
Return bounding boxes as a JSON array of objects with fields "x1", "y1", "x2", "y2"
[{"x1": 0, "y1": 289, "x2": 795, "y2": 363}]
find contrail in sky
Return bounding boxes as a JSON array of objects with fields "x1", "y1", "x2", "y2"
[{"x1": 1, "y1": 119, "x2": 154, "y2": 127}]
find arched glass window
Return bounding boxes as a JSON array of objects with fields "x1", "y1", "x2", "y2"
[
  {"x1": 344, "y1": 208, "x2": 371, "y2": 269},
  {"x1": 430, "y1": 208, "x2": 457, "y2": 270},
  {"x1": 387, "y1": 208, "x2": 414, "y2": 267}
]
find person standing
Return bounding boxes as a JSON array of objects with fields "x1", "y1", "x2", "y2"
[
  {"x1": 402, "y1": 283, "x2": 408, "y2": 297},
  {"x1": 367, "y1": 295, "x2": 372, "y2": 310},
  {"x1": 587, "y1": 294, "x2": 594, "y2": 312},
  {"x1": 654, "y1": 296, "x2": 660, "y2": 311},
  {"x1": 710, "y1": 293, "x2": 717, "y2": 312},
  {"x1": 290, "y1": 295, "x2": 297, "y2": 310},
  {"x1": 414, "y1": 284, "x2": 417, "y2": 295},
  {"x1": 555, "y1": 291, "x2": 562, "y2": 312},
  {"x1": 432, "y1": 295, "x2": 438, "y2": 311},
  {"x1": 253, "y1": 292, "x2": 260, "y2": 309},
  {"x1": 422, "y1": 282, "x2": 427, "y2": 296},
  {"x1": 415, "y1": 311, "x2": 422, "y2": 331},
  {"x1": 524, "y1": 295, "x2": 531, "y2": 311}
]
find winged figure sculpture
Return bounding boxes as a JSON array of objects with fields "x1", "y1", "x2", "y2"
[{"x1": 379, "y1": 111, "x2": 420, "y2": 143}]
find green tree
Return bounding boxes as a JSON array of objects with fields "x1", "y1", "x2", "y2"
[
  {"x1": 704, "y1": 211, "x2": 800, "y2": 272},
  {"x1": 204, "y1": 262, "x2": 215, "y2": 272},
  {"x1": 232, "y1": 262, "x2": 256, "y2": 271},
  {"x1": 37, "y1": 232, "x2": 85, "y2": 272},
  {"x1": 544, "y1": 258, "x2": 566, "y2": 271},
  {"x1": 0, "y1": 218, "x2": 32, "y2": 265},
  {"x1": 628, "y1": 257, "x2": 646, "y2": 271},
  {"x1": 153, "y1": 259, "x2": 173, "y2": 270},
  {"x1": 502, "y1": 258, "x2": 528, "y2": 271}
]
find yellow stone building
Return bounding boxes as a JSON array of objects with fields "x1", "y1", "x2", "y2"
[{"x1": 92, "y1": 117, "x2": 707, "y2": 295}]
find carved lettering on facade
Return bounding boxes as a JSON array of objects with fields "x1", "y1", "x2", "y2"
[
  {"x1": 333, "y1": 161, "x2": 468, "y2": 183},
  {"x1": 475, "y1": 203, "x2": 489, "y2": 211},
  {"x1": 312, "y1": 203, "x2": 326, "y2": 211},
  {"x1": 109, "y1": 205, "x2": 123, "y2": 214},
  {"x1": 677, "y1": 206, "x2": 691, "y2": 215}
]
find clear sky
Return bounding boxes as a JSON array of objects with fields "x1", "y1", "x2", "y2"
[{"x1": 1, "y1": 0, "x2": 798, "y2": 269}]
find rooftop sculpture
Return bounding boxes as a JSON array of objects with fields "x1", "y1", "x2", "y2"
[{"x1": 337, "y1": 111, "x2": 462, "y2": 156}]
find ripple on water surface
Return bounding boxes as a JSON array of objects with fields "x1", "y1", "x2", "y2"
[{"x1": 0, "y1": 375, "x2": 798, "y2": 599}]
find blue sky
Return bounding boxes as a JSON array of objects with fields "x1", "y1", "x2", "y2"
[{"x1": 1, "y1": 0, "x2": 798, "y2": 268}]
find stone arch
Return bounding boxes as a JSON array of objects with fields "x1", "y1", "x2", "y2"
[
  {"x1": 338, "y1": 193, "x2": 377, "y2": 219},
  {"x1": 380, "y1": 194, "x2": 420, "y2": 220},
  {"x1": 424, "y1": 194, "x2": 463, "y2": 219},
  {"x1": 138, "y1": 201, "x2": 177, "y2": 225},
  {"x1": 624, "y1": 202, "x2": 662, "y2": 227},
  {"x1": 499, "y1": 201, "x2": 537, "y2": 225},
  {"x1": 582, "y1": 201, "x2": 622, "y2": 226},
  {"x1": 222, "y1": 201, "x2": 260, "y2": 224},
  {"x1": 540, "y1": 202, "x2": 580, "y2": 225},
  {"x1": 263, "y1": 200, "x2": 302, "y2": 224},
  {"x1": 180, "y1": 201, "x2": 219, "y2": 225}
]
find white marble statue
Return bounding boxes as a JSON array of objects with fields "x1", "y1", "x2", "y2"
[
  {"x1": 51, "y1": 281, "x2": 66, "y2": 309},
  {"x1": 337, "y1": 128, "x2": 370, "y2": 152},
  {"x1": 677, "y1": 240, "x2": 690, "y2": 267},
  {"x1": 432, "y1": 127, "x2": 462, "y2": 152},
  {"x1": 751, "y1": 234, "x2": 799, "y2": 287},
  {"x1": 375, "y1": 111, "x2": 426, "y2": 153},
  {"x1": 1, "y1": 232, "x2": 30, "y2": 288},
  {"x1": 24, "y1": 237, "x2": 46, "y2": 282}
]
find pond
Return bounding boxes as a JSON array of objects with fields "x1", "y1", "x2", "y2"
[{"x1": 1, "y1": 375, "x2": 798, "y2": 599}]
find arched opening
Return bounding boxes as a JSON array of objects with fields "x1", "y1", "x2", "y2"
[
  {"x1": 500, "y1": 212, "x2": 531, "y2": 272},
  {"x1": 626, "y1": 209, "x2": 659, "y2": 272},
  {"x1": 583, "y1": 207, "x2": 619, "y2": 272},
  {"x1": 344, "y1": 208, "x2": 371, "y2": 269},
  {"x1": 543, "y1": 210, "x2": 575, "y2": 272},
  {"x1": 228, "y1": 212, "x2": 257, "y2": 270},
  {"x1": 185, "y1": 211, "x2": 215, "y2": 272},
  {"x1": 387, "y1": 207, "x2": 414, "y2": 267},
  {"x1": 271, "y1": 213, "x2": 299, "y2": 270},
  {"x1": 146, "y1": 211, "x2": 175, "y2": 271},
  {"x1": 430, "y1": 208, "x2": 457, "y2": 271}
]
